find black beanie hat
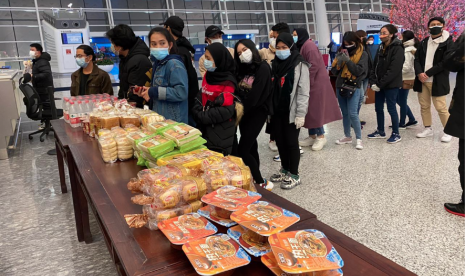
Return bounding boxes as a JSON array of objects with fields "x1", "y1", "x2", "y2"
[{"x1": 428, "y1": 17, "x2": 445, "y2": 27}]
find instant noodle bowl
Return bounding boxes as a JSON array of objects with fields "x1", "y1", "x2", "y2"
[
  {"x1": 230, "y1": 201, "x2": 300, "y2": 236},
  {"x1": 268, "y1": 230, "x2": 344, "y2": 274},
  {"x1": 197, "y1": 205, "x2": 237, "y2": 228},
  {"x1": 158, "y1": 213, "x2": 217, "y2": 245},
  {"x1": 201, "y1": 185, "x2": 262, "y2": 212},
  {"x1": 182, "y1": 234, "x2": 251, "y2": 275},
  {"x1": 227, "y1": 225, "x2": 271, "y2": 257},
  {"x1": 261, "y1": 252, "x2": 343, "y2": 276}
]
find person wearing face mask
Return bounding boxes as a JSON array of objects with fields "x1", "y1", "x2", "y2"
[
  {"x1": 269, "y1": 33, "x2": 310, "y2": 190},
  {"x1": 293, "y1": 28, "x2": 342, "y2": 151},
  {"x1": 354, "y1": 30, "x2": 372, "y2": 127},
  {"x1": 331, "y1": 32, "x2": 368, "y2": 150},
  {"x1": 106, "y1": 24, "x2": 151, "y2": 108},
  {"x1": 327, "y1": 39, "x2": 338, "y2": 63},
  {"x1": 368, "y1": 24, "x2": 404, "y2": 144},
  {"x1": 234, "y1": 39, "x2": 273, "y2": 190},
  {"x1": 134, "y1": 27, "x2": 188, "y2": 123},
  {"x1": 366, "y1": 35, "x2": 379, "y2": 62},
  {"x1": 198, "y1": 25, "x2": 235, "y2": 77},
  {"x1": 29, "y1": 43, "x2": 53, "y2": 106},
  {"x1": 192, "y1": 43, "x2": 242, "y2": 155},
  {"x1": 70, "y1": 45, "x2": 112, "y2": 96},
  {"x1": 413, "y1": 17, "x2": 454, "y2": 143},
  {"x1": 259, "y1": 30, "x2": 276, "y2": 66}
]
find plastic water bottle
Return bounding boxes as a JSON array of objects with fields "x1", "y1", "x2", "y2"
[
  {"x1": 76, "y1": 100, "x2": 84, "y2": 123},
  {"x1": 84, "y1": 100, "x2": 92, "y2": 116},
  {"x1": 63, "y1": 98, "x2": 70, "y2": 123},
  {"x1": 69, "y1": 101, "x2": 80, "y2": 128}
]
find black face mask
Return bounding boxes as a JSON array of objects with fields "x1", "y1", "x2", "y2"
[{"x1": 429, "y1": 26, "x2": 443, "y2": 36}]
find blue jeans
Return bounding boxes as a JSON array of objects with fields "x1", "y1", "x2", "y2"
[
  {"x1": 337, "y1": 88, "x2": 362, "y2": 139},
  {"x1": 358, "y1": 79, "x2": 369, "y2": 113},
  {"x1": 375, "y1": 88, "x2": 400, "y2": 134},
  {"x1": 309, "y1": 127, "x2": 325, "y2": 136},
  {"x1": 397, "y1": 88, "x2": 416, "y2": 126}
]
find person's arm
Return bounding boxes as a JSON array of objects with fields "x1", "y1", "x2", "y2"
[
  {"x1": 195, "y1": 103, "x2": 236, "y2": 125},
  {"x1": 199, "y1": 54, "x2": 206, "y2": 78},
  {"x1": 33, "y1": 61, "x2": 52, "y2": 82},
  {"x1": 101, "y1": 71, "x2": 113, "y2": 95},
  {"x1": 295, "y1": 63, "x2": 310, "y2": 118},
  {"x1": 243, "y1": 64, "x2": 271, "y2": 113},
  {"x1": 148, "y1": 60, "x2": 188, "y2": 102},
  {"x1": 402, "y1": 51, "x2": 414, "y2": 76},
  {"x1": 376, "y1": 46, "x2": 404, "y2": 88},
  {"x1": 443, "y1": 34, "x2": 464, "y2": 73},
  {"x1": 345, "y1": 51, "x2": 368, "y2": 77},
  {"x1": 414, "y1": 42, "x2": 424, "y2": 76},
  {"x1": 425, "y1": 38, "x2": 454, "y2": 77},
  {"x1": 300, "y1": 43, "x2": 318, "y2": 88}
]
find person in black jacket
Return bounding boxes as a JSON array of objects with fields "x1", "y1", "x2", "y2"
[
  {"x1": 106, "y1": 24, "x2": 152, "y2": 108},
  {"x1": 443, "y1": 33, "x2": 464, "y2": 217},
  {"x1": 29, "y1": 43, "x2": 54, "y2": 105},
  {"x1": 192, "y1": 43, "x2": 241, "y2": 155},
  {"x1": 368, "y1": 24, "x2": 404, "y2": 144},
  {"x1": 413, "y1": 17, "x2": 454, "y2": 142},
  {"x1": 234, "y1": 39, "x2": 273, "y2": 190},
  {"x1": 161, "y1": 16, "x2": 200, "y2": 126}
]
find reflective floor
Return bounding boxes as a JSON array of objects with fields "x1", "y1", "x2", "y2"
[{"x1": 0, "y1": 76, "x2": 464, "y2": 276}]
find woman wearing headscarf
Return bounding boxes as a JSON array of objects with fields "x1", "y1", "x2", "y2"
[
  {"x1": 234, "y1": 39, "x2": 273, "y2": 191},
  {"x1": 269, "y1": 33, "x2": 310, "y2": 190},
  {"x1": 292, "y1": 28, "x2": 342, "y2": 151},
  {"x1": 192, "y1": 43, "x2": 242, "y2": 155}
]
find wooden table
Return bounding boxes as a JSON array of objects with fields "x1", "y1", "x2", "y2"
[
  {"x1": 51, "y1": 119, "x2": 93, "y2": 242},
  {"x1": 67, "y1": 140, "x2": 417, "y2": 276}
]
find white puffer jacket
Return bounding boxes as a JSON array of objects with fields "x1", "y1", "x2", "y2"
[{"x1": 402, "y1": 40, "x2": 416, "y2": 80}]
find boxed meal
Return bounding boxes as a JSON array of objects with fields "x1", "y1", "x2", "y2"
[
  {"x1": 98, "y1": 137, "x2": 118, "y2": 163},
  {"x1": 261, "y1": 252, "x2": 343, "y2": 276},
  {"x1": 197, "y1": 205, "x2": 237, "y2": 227},
  {"x1": 201, "y1": 185, "x2": 261, "y2": 212},
  {"x1": 161, "y1": 123, "x2": 202, "y2": 146},
  {"x1": 158, "y1": 213, "x2": 217, "y2": 245},
  {"x1": 148, "y1": 119, "x2": 179, "y2": 134},
  {"x1": 182, "y1": 234, "x2": 251, "y2": 275},
  {"x1": 230, "y1": 201, "x2": 300, "y2": 236},
  {"x1": 228, "y1": 225, "x2": 271, "y2": 257},
  {"x1": 268, "y1": 230, "x2": 344, "y2": 274}
]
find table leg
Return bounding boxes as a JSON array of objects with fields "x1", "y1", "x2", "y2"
[
  {"x1": 75, "y1": 170, "x2": 93, "y2": 244},
  {"x1": 67, "y1": 150, "x2": 84, "y2": 242},
  {"x1": 55, "y1": 141, "x2": 67, "y2": 193}
]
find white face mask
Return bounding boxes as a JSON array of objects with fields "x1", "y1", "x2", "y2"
[
  {"x1": 239, "y1": 49, "x2": 253, "y2": 64},
  {"x1": 29, "y1": 51, "x2": 36, "y2": 59},
  {"x1": 210, "y1": 38, "x2": 223, "y2": 44},
  {"x1": 367, "y1": 41, "x2": 374, "y2": 45},
  {"x1": 269, "y1": 37, "x2": 276, "y2": 48}
]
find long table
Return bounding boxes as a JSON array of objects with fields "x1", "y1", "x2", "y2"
[{"x1": 51, "y1": 119, "x2": 416, "y2": 275}]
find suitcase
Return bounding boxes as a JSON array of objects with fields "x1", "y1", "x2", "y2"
[{"x1": 322, "y1": 54, "x2": 329, "y2": 67}]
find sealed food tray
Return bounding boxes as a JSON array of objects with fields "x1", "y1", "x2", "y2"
[
  {"x1": 201, "y1": 185, "x2": 261, "y2": 211},
  {"x1": 158, "y1": 213, "x2": 217, "y2": 245},
  {"x1": 198, "y1": 205, "x2": 237, "y2": 228},
  {"x1": 227, "y1": 225, "x2": 271, "y2": 257},
  {"x1": 261, "y1": 252, "x2": 343, "y2": 276}
]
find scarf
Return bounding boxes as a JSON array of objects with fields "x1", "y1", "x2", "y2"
[
  {"x1": 403, "y1": 39, "x2": 415, "y2": 48},
  {"x1": 204, "y1": 43, "x2": 237, "y2": 89},
  {"x1": 294, "y1": 28, "x2": 310, "y2": 51},
  {"x1": 331, "y1": 45, "x2": 363, "y2": 80},
  {"x1": 271, "y1": 32, "x2": 305, "y2": 112}
]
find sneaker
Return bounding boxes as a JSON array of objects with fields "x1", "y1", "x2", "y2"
[
  {"x1": 405, "y1": 121, "x2": 419, "y2": 128},
  {"x1": 299, "y1": 136, "x2": 315, "y2": 147},
  {"x1": 367, "y1": 130, "x2": 386, "y2": 139},
  {"x1": 387, "y1": 133, "x2": 402, "y2": 144},
  {"x1": 300, "y1": 147, "x2": 304, "y2": 155},
  {"x1": 258, "y1": 179, "x2": 274, "y2": 191},
  {"x1": 312, "y1": 137, "x2": 327, "y2": 151},
  {"x1": 444, "y1": 202, "x2": 465, "y2": 217},
  {"x1": 270, "y1": 169, "x2": 287, "y2": 182},
  {"x1": 273, "y1": 154, "x2": 280, "y2": 162},
  {"x1": 389, "y1": 125, "x2": 406, "y2": 130},
  {"x1": 356, "y1": 139, "x2": 363, "y2": 150},
  {"x1": 417, "y1": 127, "x2": 433, "y2": 138},
  {"x1": 281, "y1": 175, "x2": 301, "y2": 190},
  {"x1": 441, "y1": 134, "x2": 452, "y2": 143},
  {"x1": 269, "y1": 140, "x2": 278, "y2": 151},
  {"x1": 336, "y1": 137, "x2": 352, "y2": 145},
  {"x1": 360, "y1": 121, "x2": 366, "y2": 126}
]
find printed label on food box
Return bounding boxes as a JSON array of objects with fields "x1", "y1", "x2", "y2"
[
  {"x1": 227, "y1": 225, "x2": 271, "y2": 257},
  {"x1": 261, "y1": 252, "x2": 343, "y2": 276},
  {"x1": 197, "y1": 205, "x2": 237, "y2": 227},
  {"x1": 158, "y1": 214, "x2": 217, "y2": 245},
  {"x1": 201, "y1": 185, "x2": 262, "y2": 212}
]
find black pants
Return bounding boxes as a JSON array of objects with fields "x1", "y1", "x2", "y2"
[
  {"x1": 459, "y1": 139, "x2": 465, "y2": 203},
  {"x1": 265, "y1": 122, "x2": 275, "y2": 141},
  {"x1": 272, "y1": 115, "x2": 301, "y2": 175},
  {"x1": 238, "y1": 110, "x2": 267, "y2": 184}
]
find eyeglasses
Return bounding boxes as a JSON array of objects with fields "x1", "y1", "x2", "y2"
[{"x1": 74, "y1": 55, "x2": 87, "y2": 58}]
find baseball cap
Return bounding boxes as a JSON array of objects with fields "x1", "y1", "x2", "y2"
[
  {"x1": 160, "y1": 16, "x2": 184, "y2": 37},
  {"x1": 205, "y1": 25, "x2": 224, "y2": 42}
]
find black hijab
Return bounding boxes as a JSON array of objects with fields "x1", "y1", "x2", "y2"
[
  {"x1": 294, "y1": 28, "x2": 310, "y2": 51},
  {"x1": 205, "y1": 43, "x2": 237, "y2": 88},
  {"x1": 233, "y1": 39, "x2": 264, "y2": 79}
]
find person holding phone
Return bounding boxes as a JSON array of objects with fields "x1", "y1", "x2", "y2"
[{"x1": 134, "y1": 27, "x2": 189, "y2": 123}]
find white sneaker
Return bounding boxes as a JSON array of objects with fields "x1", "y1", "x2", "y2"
[
  {"x1": 300, "y1": 147, "x2": 304, "y2": 155},
  {"x1": 258, "y1": 179, "x2": 274, "y2": 191},
  {"x1": 416, "y1": 127, "x2": 433, "y2": 138},
  {"x1": 299, "y1": 136, "x2": 315, "y2": 147},
  {"x1": 356, "y1": 139, "x2": 363, "y2": 150},
  {"x1": 269, "y1": 140, "x2": 278, "y2": 151},
  {"x1": 312, "y1": 137, "x2": 327, "y2": 151},
  {"x1": 441, "y1": 134, "x2": 452, "y2": 143}
]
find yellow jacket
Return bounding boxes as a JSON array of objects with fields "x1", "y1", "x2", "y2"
[{"x1": 199, "y1": 47, "x2": 235, "y2": 77}]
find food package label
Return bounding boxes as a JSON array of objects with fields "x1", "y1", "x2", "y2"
[
  {"x1": 158, "y1": 213, "x2": 217, "y2": 245},
  {"x1": 261, "y1": 252, "x2": 343, "y2": 276},
  {"x1": 227, "y1": 225, "x2": 271, "y2": 257},
  {"x1": 201, "y1": 185, "x2": 261, "y2": 211}
]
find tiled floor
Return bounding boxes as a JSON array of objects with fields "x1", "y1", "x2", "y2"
[{"x1": 0, "y1": 76, "x2": 464, "y2": 276}]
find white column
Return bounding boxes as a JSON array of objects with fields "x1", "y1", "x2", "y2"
[{"x1": 314, "y1": 0, "x2": 330, "y2": 47}]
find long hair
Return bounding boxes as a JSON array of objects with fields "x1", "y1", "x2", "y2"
[
  {"x1": 402, "y1": 30, "x2": 420, "y2": 49},
  {"x1": 338, "y1": 31, "x2": 361, "y2": 53},
  {"x1": 148, "y1": 27, "x2": 178, "y2": 54},
  {"x1": 381, "y1": 24, "x2": 398, "y2": 40}
]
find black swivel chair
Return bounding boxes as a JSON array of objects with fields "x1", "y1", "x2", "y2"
[{"x1": 19, "y1": 77, "x2": 63, "y2": 142}]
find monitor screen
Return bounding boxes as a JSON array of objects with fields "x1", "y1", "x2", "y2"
[{"x1": 61, "y1": 33, "x2": 83, "y2": 44}]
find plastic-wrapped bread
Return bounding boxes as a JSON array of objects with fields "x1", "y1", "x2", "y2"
[
  {"x1": 115, "y1": 135, "x2": 134, "y2": 161},
  {"x1": 137, "y1": 135, "x2": 176, "y2": 159},
  {"x1": 141, "y1": 113, "x2": 165, "y2": 127},
  {"x1": 100, "y1": 116, "x2": 120, "y2": 130},
  {"x1": 124, "y1": 125, "x2": 140, "y2": 133},
  {"x1": 129, "y1": 165, "x2": 192, "y2": 194},
  {"x1": 148, "y1": 119, "x2": 179, "y2": 134},
  {"x1": 156, "y1": 148, "x2": 224, "y2": 175},
  {"x1": 98, "y1": 137, "x2": 118, "y2": 163},
  {"x1": 110, "y1": 126, "x2": 127, "y2": 137},
  {"x1": 127, "y1": 131, "x2": 147, "y2": 150},
  {"x1": 120, "y1": 115, "x2": 141, "y2": 128},
  {"x1": 201, "y1": 157, "x2": 256, "y2": 192},
  {"x1": 161, "y1": 123, "x2": 202, "y2": 146},
  {"x1": 98, "y1": 129, "x2": 113, "y2": 139},
  {"x1": 132, "y1": 184, "x2": 182, "y2": 209}
]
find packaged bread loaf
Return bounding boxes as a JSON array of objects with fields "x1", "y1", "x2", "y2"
[
  {"x1": 120, "y1": 115, "x2": 140, "y2": 128},
  {"x1": 98, "y1": 137, "x2": 118, "y2": 163},
  {"x1": 98, "y1": 128, "x2": 113, "y2": 139},
  {"x1": 124, "y1": 125, "x2": 139, "y2": 133},
  {"x1": 130, "y1": 165, "x2": 191, "y2": 194},
  {"x1": 127, "y1": 131, "x2": 147, "y2": 150},
  {"x1": 100, "y1": 115, "x2": 120, "y2": 130},
  {"x1": 137, "y1": 135, "x2": 176, "y2": 159},
  {"x1": 110, "y1": 126, "x2": 127, "y2": 137},
  {"x1": 141, "y1": 113, "x2": 165, "y2": 126},
  {"x1": 115, "y1": 135, "x2": 134, "y2": 161}
]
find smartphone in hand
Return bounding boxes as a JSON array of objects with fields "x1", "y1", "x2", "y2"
[{"x1": 341, "y1": 49, "x2": 349, "y2": 56}]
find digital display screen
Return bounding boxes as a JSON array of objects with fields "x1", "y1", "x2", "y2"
[{"x1": 61, "y1": 33, "x2": 83, "y2": 44}]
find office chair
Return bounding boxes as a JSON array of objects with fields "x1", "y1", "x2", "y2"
[{"x1": 19, "y1": 78, "x2": 63, "y2": 142}]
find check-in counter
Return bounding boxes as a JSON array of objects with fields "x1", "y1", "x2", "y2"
[{"x1": 0, "y1": 70, "x2": 21, "y2": 159}]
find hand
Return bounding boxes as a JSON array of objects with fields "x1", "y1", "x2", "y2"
[
  {"x1": 139, "y1": 87, "x2": 150, "y2": 102},
  {"x1": 132, "y1": 85, "x2": 142, "y2": 95},
  {"x1": 371, "y1": 84, "x2": 381, "y2": 92},
  {"x1": 295, "y1": 117, "x2": 305, "y2": 129},
  {"x1": 338, "y1": 53, "x2": 350, "y2": 63},
  {"x1": 418, "y1": 73, "x2": 428, "y2": 83}
]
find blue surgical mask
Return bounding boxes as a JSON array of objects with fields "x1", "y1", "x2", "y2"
[
  {"x1": 276, "y1": 49, "x2": 291, "y2": 60},
  {"x1": 293, "y1": 36, "x2": 298, "y2": 43},
  {"x1": 150, "y1": 48, "x2": 169, "y2": 60},
  {"x1": 204, "y1": 59, "x2": 216, "y2": 72},
  {"x1": 75, "y1": 58, "x2": 89, "y2": 68}
]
